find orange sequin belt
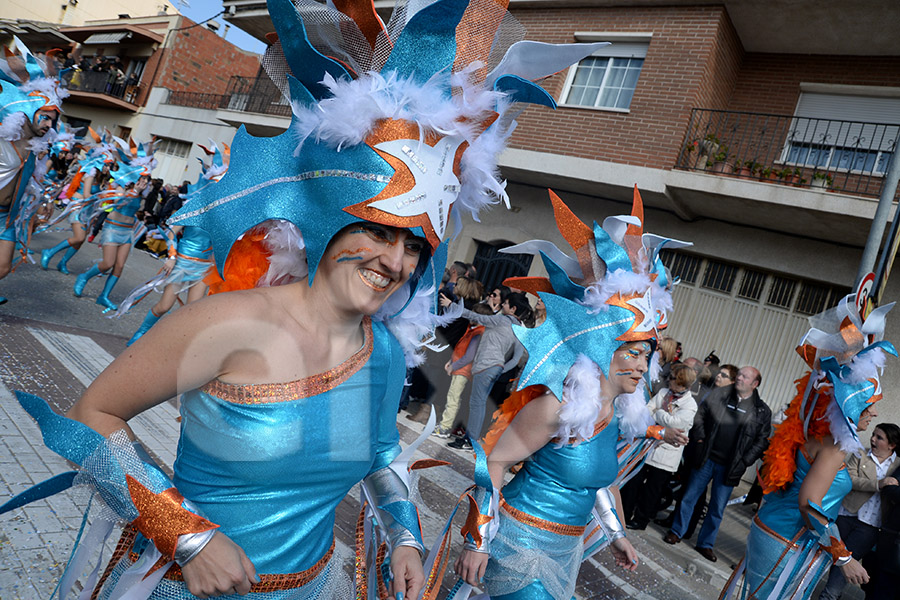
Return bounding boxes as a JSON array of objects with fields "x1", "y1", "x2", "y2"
[
  {"x1": 92, "y1": 527, "x2": 336, "y2": 597},
  {"x1": 500, "y1": 497, "x2": 587, "y2": 536}
]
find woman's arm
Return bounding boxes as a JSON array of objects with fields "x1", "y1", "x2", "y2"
[
  {"x1": 455, "y1": 392, "x2": 562, "y2": 586},
  {"x1": 653, "y1": 397, "x2": 698, "y2": 432}
]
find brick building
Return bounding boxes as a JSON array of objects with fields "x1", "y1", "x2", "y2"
[
  {"x1": 39, "y1": 14, "x2": 260, "y2": 182},
  {"x1": 213, "y1": 0, "x2": 900, "y2": 419}
]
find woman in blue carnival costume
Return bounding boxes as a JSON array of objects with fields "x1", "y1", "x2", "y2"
[
  {"x1": 41, "y1": 129, "x2": 117, "y2": 274},
  {"x1": 449, "y1": 188, "x2": 692, "y2": 600},
  {"x1": 72, "y1": 137, "x2": 156, "y2": 311},
  {"x1": 2, "y1": 0, "x2": 608, "y2": 598},
  {"x1": 720, "y1": 296, "x2": 896, "y2": 600},
  {"x1": 115, "y1": 142, "x2": 228, "y2": 346},
  {"x1": 0, "y1": 37, "x2": 66, "y2": 304}
]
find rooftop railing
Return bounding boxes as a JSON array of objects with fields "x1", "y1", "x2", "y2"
[
  {"x1": 165, "y1": 75, "x2": 292, "y2": 118},
  {"x1": 676, "y1": 108, "x2": 897, "y2": 198}
]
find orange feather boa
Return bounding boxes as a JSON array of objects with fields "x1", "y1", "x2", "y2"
[
  {"x1": 759, "y1": 372, "x2": 833, "y2": 495},
  {"x1": 204, "y1": 227, "x2": 272, "y2": 295},
  {"x1": 480, "y1": 385, "x2": 548, "y2": 455}
]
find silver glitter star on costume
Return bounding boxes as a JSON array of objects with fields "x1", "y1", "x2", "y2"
[
  {"x1": 626, "y1": 288, "x2": 657, "y2": 334},
  {"x1": 368, "y1": 135, "x2": 465, "y2": 241}
]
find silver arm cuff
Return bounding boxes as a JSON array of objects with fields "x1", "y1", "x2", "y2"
[
  {"x1": 174, "y1": 528, "x2": 217, "y2": 566},
  {"x1": 463, "y1": 485, "x2": 494, "y2": 554},
  {"x1": 594, "y1": 487, "x2": 626, "y2": 542},
  {"x1": 364, "y1": 468, "x2": 425, "y2": 556}
]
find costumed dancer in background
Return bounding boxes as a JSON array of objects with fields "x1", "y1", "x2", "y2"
[
  {"x1": 450, "y1": 188, "x2": 691, "y2": 600},
  {"x1": 40, "y1": 129, "x2": 116, "y2": 274},
  {"x1": 0, "y1": 37, "x2": 66, "y2": 304},
  {"x1": 116, "y1": 141, "x2": 228, "y2": 345},
  {"x1": 0, "y1": 0, "x2": 608, "y2": 597},
  {"x1": 72, "y1": 138, "x2": 155, "y2": 311},
  {"x1": 720, "y1": 295, "x2": 896, "y2": 600}
]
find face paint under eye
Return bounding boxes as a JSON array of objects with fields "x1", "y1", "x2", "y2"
[
  {"x1": 332, "y1": 247, "x2": 373, "y2": 262},
  {"x1": 615, "y1": 370, "x2": 634, "y2": 377}
]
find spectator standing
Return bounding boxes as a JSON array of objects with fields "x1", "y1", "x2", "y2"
[
  {"x1": 652, "y1": 336, "x2": 679, "y2": 394},
  {"x1": 664, "y1": 366, "x2": 772, "y2": 562},
  {"x1": 622, "y1": 363, "x2": 698, "y2": 530},
  {"x1": 870, "y1": 465, "x2": 900, "y2": 599},
  {"x1": 441, "y1": 292, "x2": 528, "y2": 450},
  {"x1": 819, "y1": 423, "x2": 900, "y2": 600}
]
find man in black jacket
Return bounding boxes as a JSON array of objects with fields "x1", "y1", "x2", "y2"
[{"x1": 663, "y1": 366, "x2": 772, "y2": 562}]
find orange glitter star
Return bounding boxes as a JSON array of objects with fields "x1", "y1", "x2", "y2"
[
  {"x1": 126, "y1": 475, "x2": 218, "y2": 561},
  {"x1": 460, "y1": 493, "x2": 493, "y2": 547}
]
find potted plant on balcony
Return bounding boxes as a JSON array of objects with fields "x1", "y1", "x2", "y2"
[
  {"x1": 758, "y1": 166, "x2": 776, "y2": 182},
  {"x1": 810, "y1": 171, "x2": 834, "y2": 189},
  {"x1": 684, "y1": 139, "x2": 708, "y2": 170},
  {"x1": 734, "y1": 159, "x2": 759, "y2": 179},
  {"x1": 778, "y1": 167, "x2": 802, "y2": 186},
  {"x1": 700, "y1": 133, "x2": 720, "y2": 157},
  {"x1": 709, "y1": 148, "x2": 732, "y2": 174}
]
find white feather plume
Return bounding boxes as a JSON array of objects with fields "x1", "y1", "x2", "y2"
[
  {"x1": 842, "y1": 347, "x2": 887, "y2": 385},
  {"x1": 616, "y1": 380, "x2": 654, "y2": 442},
  {"x1": 555, "y1": 355, "x2": 603, "y2": 445},
  {"x1": 0, "y1": 112, "x2": 27, "y2": 141},
  {"x1": 824, "y1": 396, "x2": 863, "y2": 455},
  {"x1": 374, "y1": 286, "x2": 460, "y2": 367},
  {"x1": 258, "y1": 220, "x2": 308, "y2": 287}
]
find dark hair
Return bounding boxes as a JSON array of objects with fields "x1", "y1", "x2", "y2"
[
  {"x1": 505, "y1": 291, "x2": 532, "y2": 322},
  {"x1": 472, "y1": 302, "x2": 494, "y2": 315},
  {"x1": 669, "y1": 363, "x2": 697, "y2": 389},
  {"x1": 875, "y1": 423, "x2": 900, "y2": 450},
  {"x1": 719, "y1": 364, "x2": 738, "y2": 382},
  {"x1": 491, "y1": 284, "x2": 511, "y2": 303},
  {"x1": 450, "y1": 261, "x2": 468, "y2": 277}
]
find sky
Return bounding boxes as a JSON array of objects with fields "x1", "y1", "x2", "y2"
[{"x1": 174, "y1": 0, "x2": 267, "y2": 54}]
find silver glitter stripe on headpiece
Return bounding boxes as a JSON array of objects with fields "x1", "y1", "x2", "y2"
[
  {"x1": 174, "y1": 170, "x2": 393, "y2": 222},
  {"x1": 519, "y1": 316, "x2": 633, "y2": 388}
]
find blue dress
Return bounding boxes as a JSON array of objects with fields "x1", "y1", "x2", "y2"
[
  {"x1": 96, "y1": 318, "x2": 407, "y2": 596},
  {"x1": 484, "y1": 412, "x2": 620, "y2": 600},
  {"x1": 739, "y1": 449, "x2": 851, "y2": 600}
]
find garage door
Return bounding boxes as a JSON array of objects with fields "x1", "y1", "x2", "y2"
[{"x1": 660, "y1": 251, "x2": 850, "y2": 415}]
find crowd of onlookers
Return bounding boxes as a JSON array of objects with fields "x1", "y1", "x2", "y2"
[{"x1": 404, "y1": 281, "x2": 900, "y2": 598}]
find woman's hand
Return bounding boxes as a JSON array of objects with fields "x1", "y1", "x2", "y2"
[
  {"x1": 180, "y1": 532, "x2": 258, "y2": 597},
  {"x1": 163, "y1": 257, "x2": 175, "y2": 275},
  {"x1": 662, "y1": 427, "x2": 689, "y2": 447},
  {"x1": 879, "y1": 476, "x2": 898, "y2": 489},
  {"x1": 454, "y1": 548, "x2": 489, "y2": 587},
  {"x1": 444, "y1": 360, "x2": 452, "y2": 375},
  {"x1": 610, "y1": 537, "x2": 639, "y2": 572},
  {"x1": 390, "y1": 545, "x2": 425, "y2": 600},
  {"x1": 839, "y1": 557, "x2": 868, "y2": 586},
  {"x1": 439, "y1": 293, "x2": 451, "y2": 308}
]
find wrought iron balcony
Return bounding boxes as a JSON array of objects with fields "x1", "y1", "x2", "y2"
[
  {"x1": 676, "y1": 109, "x2": 897, "y2": 198},
  {"x1": 62, "y1": 69, "x2": 142, "y2": 106},
  {"x1": 165, "y1": 75, "x2": 291, "y2": 119}
]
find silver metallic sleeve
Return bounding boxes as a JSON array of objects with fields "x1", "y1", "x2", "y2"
[
  {"x1": 363, "y1": 467, "x2": 425, "y2": 556},
  {"x1": 174, "y1": 528, "x2": 217, "y2": 566},
  {"x1": 593, "y1": 487, "x2": 626, "y2": 542},
  {"x1": 463, "y1": 485, "x2": 494, "y2": 554}
]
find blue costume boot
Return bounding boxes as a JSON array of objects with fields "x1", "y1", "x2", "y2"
[
  {"x1": 56, "y1": 246, "x2": 77, "y2": 275},
  {"x1": 41, "y1": 240, "x2": 71, "y2": 270},
  {"x1": 127, "y1": 308, "x2": 162, "y2": 346},
  {"x1": 74, "y1": 264, "x2": 102, "y2": 297},
  {"x1": 0, "y1": 296, "x2": 7, "y2": 305},
  {"x1": 96, "y1": 274, "x2": 119, "y2": 312}
]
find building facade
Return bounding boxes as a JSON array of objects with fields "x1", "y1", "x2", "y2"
[{"x1": 214, "y1": 0, "x2": 900, "y2": 420}]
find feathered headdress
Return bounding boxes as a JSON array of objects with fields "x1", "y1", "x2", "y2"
[
  {"x1": 110, "y1": 136, "x2": 157, "y2": 187},
  {"x1": 760, "y1": 295, "x2": 896, "y2": 493},
  {"x1": 498, "y1": 187, "x2": 691, "y2": 440},
  {"x1": 0, "y1": 38, "x2": 67, "y2": 141},
  {"x1": 169, "y1": 0, "x2": 607, "y2": 363}
]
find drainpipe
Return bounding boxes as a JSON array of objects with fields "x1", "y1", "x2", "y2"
[{"x1": 856, "y1": 150, "x2": 900, "y2": 289}]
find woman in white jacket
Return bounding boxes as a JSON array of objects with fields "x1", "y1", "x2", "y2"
[{"x1": 623, "y1": 363, "x2": 699, "y2": 529}]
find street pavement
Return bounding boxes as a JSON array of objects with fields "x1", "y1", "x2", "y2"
[{"x1": 0, "y1": 230, "x2": 863, "y2": 599}]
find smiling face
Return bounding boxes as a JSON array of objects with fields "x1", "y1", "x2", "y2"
[
  {"x1": 856, "y1": 404, "x2": 878, "y2": 432},
  {"x1": 607, "y1": 341, "x2": 651, "y2": 397},
  {"x1": 317, "y1": 222, "x2": 427, "y2": 316}
]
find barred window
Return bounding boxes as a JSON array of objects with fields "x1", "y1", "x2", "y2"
[
  {"x1": 660, "y1": 250, "x2": 701, "y2": 285},
  {"x1": 155, "y1": 136, "x2": 191, "y2": 158},
  {"x1": 795, "y1": 282, "x2": 852, "y2": 315},
  {"x1": 767, "y1": 276, "x2": 797, "y2": 308},
  {"x1": 701, "y1": 260, "x2": 738, "y2": 293},
  {"x1": 737, "y1": 269, "x2": 766, "y2": 301}
]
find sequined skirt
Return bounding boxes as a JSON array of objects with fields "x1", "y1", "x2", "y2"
[
  {"x1": 99, "y1": 218, "x2": 134, "y2": 246},
  {"x1": 482, "y1": 504, "x2": 585, "y2": 600},
  {"x1": 93, "y1": 528, "x2": 352, "y2": 600}
]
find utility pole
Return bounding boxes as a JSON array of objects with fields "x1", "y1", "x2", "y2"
[{"x1": 857, "y1": 150, "x2": 900, "y2": 291}]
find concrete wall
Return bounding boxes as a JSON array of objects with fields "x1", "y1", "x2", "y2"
[{"x1": 5, "y1": 0, "x2": 178, "y2": 27}]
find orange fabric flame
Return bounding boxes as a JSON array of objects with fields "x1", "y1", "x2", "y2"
[
  {"x1": 205, "y1": 227, "x2": 272, "y2": 294},
  {"x1": 759, "y1": 373, "x2": 833, "y2": 495},
  {"x1": 481, "y1": 384, "x2": 548, "y2": 455}
]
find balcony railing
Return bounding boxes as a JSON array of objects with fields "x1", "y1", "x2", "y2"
[
  {"x1": 676, "y1": 109, "x2": 897, "y2": 198},
  {"x1": 165, "y1": 75, "x2": 292, "y2": 118},
  {"x1": 62, "y1": 69, "x2": 142, "y2": 105}
]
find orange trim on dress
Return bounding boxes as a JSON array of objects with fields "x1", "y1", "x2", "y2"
[
  {"x1": 201, "y1": 318, "x2": 373, "y2": 403},
  {"x1": 500, "y1": 497, "x2": 586, "y2": 536},
  {"x1": 752, "y1": 513, "x2": 801, "y2": 550}
]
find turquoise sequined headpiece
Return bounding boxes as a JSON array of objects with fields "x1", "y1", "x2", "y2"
[
  {"x1": 500, "y1": 187, "x2": 691, "y2": 402},
  {"x1": 0, "y1": 38, "x2": 67, "y2": 141},
  {"x1": 170, "y1": 0, "x2": 609, "y2": 292},
  {"x1": 110, "y1": 136, "x2": 157, "y2": 187},
  {"x1": 796, "y1": 294, "x2": 896, "y2": 446}
]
